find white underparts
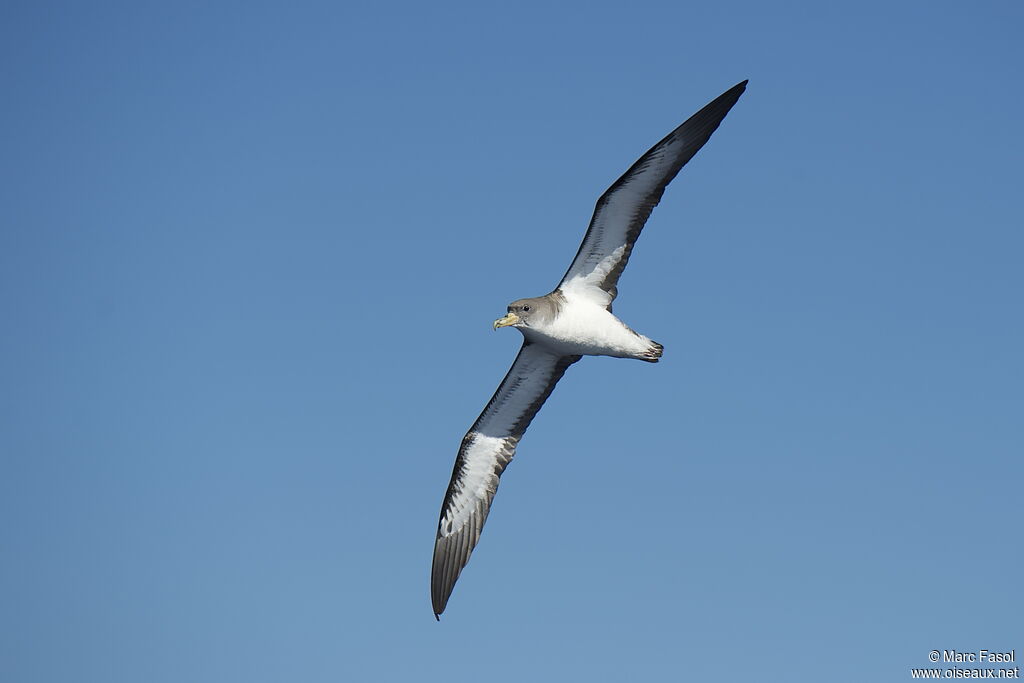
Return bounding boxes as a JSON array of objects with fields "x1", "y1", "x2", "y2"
[{"x1": 522, "y1": 284, "x2": 657, "y2": 360}]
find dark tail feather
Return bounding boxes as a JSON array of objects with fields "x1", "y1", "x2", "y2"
[{"x1": 640, "y1": 341, "x2": 663, "y2": 363}]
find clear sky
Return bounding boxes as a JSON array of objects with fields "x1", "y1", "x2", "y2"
[{"x1": 2, "y1": 1, "x2": 1021, "y2": 681}]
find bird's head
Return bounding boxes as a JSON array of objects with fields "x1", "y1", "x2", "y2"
[{"x1": 493, "y1": 297, "x2": 554, "y2": 330}]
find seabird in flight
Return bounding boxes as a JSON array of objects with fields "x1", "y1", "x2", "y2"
[{"x1": 431, "y1": 81, "x2": 747, "y2": 619}]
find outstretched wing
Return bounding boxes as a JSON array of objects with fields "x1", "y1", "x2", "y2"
[
  {"x1": 431, "y1": 342, "x2": 580, "y2": 619},
  {"x1": 558, "y1": 80, "x2": 747, "y2": 306}
]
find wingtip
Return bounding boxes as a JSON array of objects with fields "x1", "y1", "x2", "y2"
[{"x1": 434, "y1": 613, "x2": 441, "y2": 622}]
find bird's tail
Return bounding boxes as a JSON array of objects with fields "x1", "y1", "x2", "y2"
[{"x1": 638, "y1": 340, "x2": 664, "y2": 363}]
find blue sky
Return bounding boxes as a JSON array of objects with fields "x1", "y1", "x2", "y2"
[{"x1": 2, "y1": 1, "x2": 1021, "y2": 681}]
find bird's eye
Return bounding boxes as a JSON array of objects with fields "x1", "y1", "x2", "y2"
[{"x1": 522, "y1": 305, "x2": 530, "y2": 312}]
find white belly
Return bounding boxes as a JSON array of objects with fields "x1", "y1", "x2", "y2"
[{"x1": 522, "y1": 299, "x2": 654, "y2": 359}]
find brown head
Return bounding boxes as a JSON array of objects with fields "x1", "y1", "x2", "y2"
[{"x1": 492, "y1": 295, "x2": 561, "y2": 330}]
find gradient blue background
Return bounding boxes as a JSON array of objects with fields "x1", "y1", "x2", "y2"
[{"x1": 2, "y1": 1, "x2": 1021, "y2": 681}]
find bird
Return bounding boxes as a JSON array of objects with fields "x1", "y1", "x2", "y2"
[{"x1": 431, "y1": 81, "x2": 747, "y2": 619}]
